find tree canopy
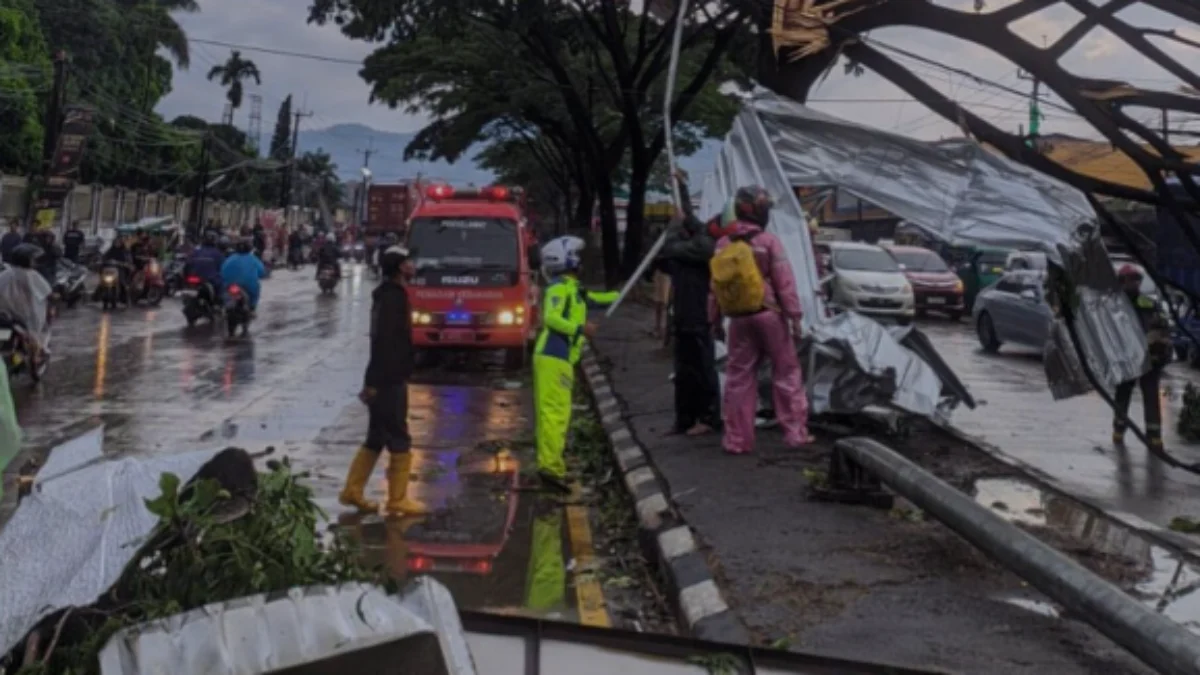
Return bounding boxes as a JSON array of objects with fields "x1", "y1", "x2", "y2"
[{"x1": 309, "y1": 0, "x2": 754, "y2": 284}]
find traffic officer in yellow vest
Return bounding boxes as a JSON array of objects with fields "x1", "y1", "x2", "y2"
[
  {"x1": 534, "y1": 236, "x2": 618, "y2": 493},
  {"x1": 1113, "y1": 264, "x2": 1172, "y2": 451}
]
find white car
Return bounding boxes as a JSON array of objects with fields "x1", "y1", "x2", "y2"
[{"x1": 826, "y1": 241, "x2": 915, "y2": 322}]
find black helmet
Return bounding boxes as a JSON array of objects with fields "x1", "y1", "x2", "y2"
[
  {"x1": 235, "y1": 239, "x2": 253, "y2": 254},
  {"x1": 9, "y1": 243, "x2": 43, "y2": 268},
  {"x1": 202, "y1": 230, "x2": 219, "y2": 246},
  {"x1": 733, "y1": 185, "x2": 774, "y2": 227}
]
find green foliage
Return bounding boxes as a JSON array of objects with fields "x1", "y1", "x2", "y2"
[
  {"x1": 297, "y1": 148, "x2": 345, "y2": 207},
  {"x1": 1178, "y1": 382, "x2": 1200, "y2": 443},
  {"x1": 0, "y1": 0, "x2": 49, "y2": 173},
  {"x1": 24, "y1": 459, "x2": 383, "y2": 675}
]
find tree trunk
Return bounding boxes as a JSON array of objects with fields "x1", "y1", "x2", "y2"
[
  {"x1": 593, "y1": 175, "x2": 621, "y2": 288},
  {"x1": 573, "y1": 184, "x2": 593, "y2": 233},
  {"x1": 621, "y1": 157, "x2": 650, "y2": 279}
]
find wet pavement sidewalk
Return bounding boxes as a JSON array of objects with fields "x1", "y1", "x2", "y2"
[
  {"x1": 921, "y1": 319, "x2": 1200, "y2": 539},
  {"x1": 592, "y1": 304, "x2": 1154, "y2": 674},
  {"x1": 0, "y1": 266, "x2": 625, "y2": 630}
]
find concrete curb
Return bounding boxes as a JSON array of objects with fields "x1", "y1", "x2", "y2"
[{"x1": 579, "y1": 345, "x2": 749, "y2": 643}]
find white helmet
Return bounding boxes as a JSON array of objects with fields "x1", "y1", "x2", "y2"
[{"x1": 540, "y1": 236, "x2": 585, "y2": 278}]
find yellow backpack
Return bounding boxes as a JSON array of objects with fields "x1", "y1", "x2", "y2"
[{"x1": 710, "y1": 232, "x2": 765, "y2": 315}]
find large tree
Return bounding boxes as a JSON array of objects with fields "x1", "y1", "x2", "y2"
[
  {"x1": 296, "y1": 148, "x2": 344, "y2": 208},
  {"x1": 0, "y1": 0, "x2": 50, "y2": 173},
  {"x1": 309, "y1": 0, "x2": 752, "y2": 284},
  {"x1": 207, "y1": 50, "x2": 262, "y2": 123},
  {"x1": 268, "y1": 94, "x2": 292, "y2": 161}
]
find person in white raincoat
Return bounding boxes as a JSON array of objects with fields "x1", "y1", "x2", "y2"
[{"x1": 0, "y1": 244, "x2": 52, "y2": 354}]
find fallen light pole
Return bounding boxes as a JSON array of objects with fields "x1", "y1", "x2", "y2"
[{"x1": 832, "y1": 437, "x2": 1200, "y2": 675}]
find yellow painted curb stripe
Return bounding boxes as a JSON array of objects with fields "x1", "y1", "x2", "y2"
[{"x1": 566, "y1": 484, "x2": 611, "y2": 628}]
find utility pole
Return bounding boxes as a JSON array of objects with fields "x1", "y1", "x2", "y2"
[
  {"x1": 1017, "y1": 67, "x2": 1042, "y2": 148},
  {"x1": 26, "y1": 51, "x2": 68, "y2": 229},
  {"x1": 1163, "y1": 109, "x2": 1170, "y2": 145},
  {"x1": 280, "y1": 107, "x2": 312, "y2": 209},
  {"x1": 192, "y1": 132, "x2": 212, "y2": 238},
  {"x1": 356, "y1": 138, "x2": 374, "y2": 227}
]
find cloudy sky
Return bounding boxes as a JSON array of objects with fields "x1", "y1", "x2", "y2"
[{"x1": 156, "y1": 0, "x2": 1200, "y2": 148}]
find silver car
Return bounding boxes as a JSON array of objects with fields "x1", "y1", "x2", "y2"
[{"x1": 973, "y1": 270, "x2": 1055, "y2": 353}]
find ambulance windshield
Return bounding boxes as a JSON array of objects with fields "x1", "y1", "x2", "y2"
[{"x1": 408, "y1": 217, "x2": 520, "y2": 270}]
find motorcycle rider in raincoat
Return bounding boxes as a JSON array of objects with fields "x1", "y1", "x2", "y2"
[
  {"x1": 709, "y1": 186, "x2": 812, "y2": 454},
  {"x1": 0, "y1": 244, "x2": 52, "y2": 361},
  {"x1": 184, "y1": 231, "x2": 225, "y2": 300},
  {"x1": 220, "y1": 239, "x2": 267, "y2": 311},
  {"x1": 534, "y1": 236, "x2": 618, "y2": 493}
]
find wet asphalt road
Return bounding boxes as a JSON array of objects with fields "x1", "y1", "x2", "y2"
[
  {"x1": 7, "y1": 265, "x2": 601, "y2": 625},
  {"x1": 920, "y1": 316, "x2": 1200, "y2": 535}
]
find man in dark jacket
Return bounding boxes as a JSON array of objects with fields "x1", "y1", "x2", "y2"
[
  {"x1": 63, "y1": 221, "x2": 86, "y2": 263},
  {"x1": 0, "y1": 221, "x2": 20, "y2": 263},
  {"x1": 338, "y1": 245, "x2": 429, "y2": 516},
  {"x1": 1113, "y1": 264, "x2": 1172, "y2": 451},
  {"x1": 659, "y1": 171, "x2": 720, "y2": 435}
]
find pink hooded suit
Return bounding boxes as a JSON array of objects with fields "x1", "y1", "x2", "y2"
[{"x1": 709, "y1": 221, "x2": 810, "y2": 453}]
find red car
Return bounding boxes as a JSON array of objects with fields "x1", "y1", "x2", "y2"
[{"x1": 885, "y1": 245, "x2": 965, "y2": 320}]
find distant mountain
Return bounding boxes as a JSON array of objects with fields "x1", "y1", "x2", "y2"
[{"x1": 296, "y1": 123, "x2": 721, "y2": 189}]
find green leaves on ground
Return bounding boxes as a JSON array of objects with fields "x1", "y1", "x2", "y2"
[{"x1": 26, "y1": 459, "x2": 382, "y2": 674}]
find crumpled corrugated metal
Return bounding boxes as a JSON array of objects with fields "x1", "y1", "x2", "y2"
[
  {"x1": 700, "y1": 92, "x2": 1146, "y2": 414},
  {"x1": 0, "y1": 427, "x2": 224, "y2": 656},
  {"x1": 98, "y1": 578, "x2": 476, "y2": 675}
]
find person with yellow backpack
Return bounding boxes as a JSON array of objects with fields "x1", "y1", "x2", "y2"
[
  {"x1": 708, "y1": 186, "x2": 813, "y2": 455},
  {"x1": 533, "y1": 236, "x2": 618, "y2": 493}
]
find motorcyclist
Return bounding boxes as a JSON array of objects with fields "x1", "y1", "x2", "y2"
[
  {"x1": 62, "y1": 222, "x2": 86, "y2": 264},
  {"x1": 101, "y1": 235, "x2": 135, "y2": 303},
  {"x1": 184, "y1": 231, "x2": 225, "y2": 302},
  {"x1": 316, "y1": 235, "x2": 342, "y2": 280},
  {"x1": 0, "y1": 220, "x2": 20, "y2": 263},
  {"x1": 288, "y1": 228, "x2": 305, "y2": 267},
  {"x1": 220, "y1": 239, "x2": 267, "y2": 314},
  {"x1": 0, "y1": 244, "x2": 52, "y2": 362},
  {"x1": 1113, "y1": 264, "x2": 1172, "y2": 451}
]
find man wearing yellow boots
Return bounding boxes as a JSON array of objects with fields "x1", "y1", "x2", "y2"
[{"x1": 338, "y1": 245, "x2": 429, "y2": 516}]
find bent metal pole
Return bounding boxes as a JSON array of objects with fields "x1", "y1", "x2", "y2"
[
  {"x1": 836, "y1": 436, "x2": 1200, "y2": 675},
  {"x1": 606, "y1": 0, "x2": 690, "y2": 319}
]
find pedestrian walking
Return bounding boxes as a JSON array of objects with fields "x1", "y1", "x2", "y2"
[
  {"x1": 338, "y1": 245, "x2": 429, "y2": 515},
  {"x1": 659, "y1": 171, "x2": 720, "y2": 435},
  {"x1": 1112, "y1": 264, "x2": 1172, "y2": 451},
  {"x1": 709, "y1": 186, "x2": 813, "y2": 454},
  {"x1": 533, "y1": 236, "x2": 618, "y2": 493}
]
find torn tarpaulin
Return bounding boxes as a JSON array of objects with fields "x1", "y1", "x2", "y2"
[{"x1": 700, "y1": 92, "x2": 1146, "y2": 417}]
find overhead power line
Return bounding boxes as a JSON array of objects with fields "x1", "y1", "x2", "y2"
[{"x1": 189, "y1": 38, "x2": 363, "y2": 66}]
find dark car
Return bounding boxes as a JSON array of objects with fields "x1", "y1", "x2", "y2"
[{"x1": 885, "y1": 245, "x2": 965, "y2": 320}]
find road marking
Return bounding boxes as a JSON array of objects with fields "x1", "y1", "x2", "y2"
[{"x1": 566, "y1": 484, "x2": 611, "y2": 628}]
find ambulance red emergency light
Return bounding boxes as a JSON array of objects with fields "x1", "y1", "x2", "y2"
[{"x1": 405, "y1": 184, "x2": 539, "y2": 367}]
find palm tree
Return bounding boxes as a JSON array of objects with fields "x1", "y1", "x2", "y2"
[
  {"x1": 207, "y1": 50, "x2": 262, "y2": 123},
  {"x1": 298, "y1": 150, "x2": 345, "y2": 208}
]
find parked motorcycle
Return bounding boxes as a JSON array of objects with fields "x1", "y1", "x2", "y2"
[
  {"x1": 317, "y1": 265, "x2": 339, "y2": 295},
  {"x1": 0, "y1": 312, "x2": 48, "y2": 383},
  {"x1": 224, "y1": 283, "x2": 251, "y2": 338},
  {"x1": 53, "y1": 260, "x2": 88, "y2": 309},
  {"x1": 181, "y1": 275, "x2": 221, "y2": 327},
  {"x1": 98, "y1": 265, "x2": 124, "y2": 311}
]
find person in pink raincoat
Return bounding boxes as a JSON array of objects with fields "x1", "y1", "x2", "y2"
[{"x1": 709, "y1": 186, "x2": 813, "y2": 454}]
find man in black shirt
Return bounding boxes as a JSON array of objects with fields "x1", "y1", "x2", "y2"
[
  {"x1": 338, "y1": 245, "x2": 428, "y2": 515},
  {"x1": 0, "y1": 221, "x2": 21, "y2": 263},
  {"x1": 63, "y1": 222, "x2": 86, "y2": 263}
]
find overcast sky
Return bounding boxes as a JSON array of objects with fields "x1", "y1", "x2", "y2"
[{"x1": 156, "y1": 0, "x2": 1200, "y2": 147}]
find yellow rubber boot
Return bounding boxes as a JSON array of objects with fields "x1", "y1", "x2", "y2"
[
  {"x1": 338, "y1": 447, "x2": 381, "y2": 513},
  {"x1": 386, "y1": 452, "x2": 429, "y2": 515}
]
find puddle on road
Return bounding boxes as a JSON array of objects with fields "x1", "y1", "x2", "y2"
[{"x1": 973, "y1": 477, "x2": 1200, "y2": 633}]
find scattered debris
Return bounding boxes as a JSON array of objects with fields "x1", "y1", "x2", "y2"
[
  {"x1": 688, "y1": 652, "x2": 743, "y2": 675},
  {"x1": 1168, "y1": 516, "x2": 1200, "y2": 534},
  {"x1": 1178, "y1": 383, "x2": 1200, "y2": 443}
]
